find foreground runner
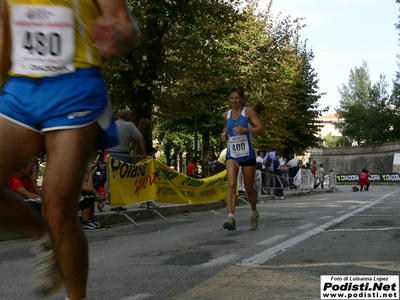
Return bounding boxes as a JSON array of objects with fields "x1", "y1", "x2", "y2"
[{"x1": 0, "y1": 1, "x2": 139, "y2": 299}]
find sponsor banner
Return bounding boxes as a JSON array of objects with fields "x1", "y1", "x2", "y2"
[
  {"x1": 321, "y1": 275, "x2": 399, "y2": 299},
  {"x1": 107, "y1": 155, "x2": 228, "y2": 207},
  {"x1": 336, "y1": 173, "x2": 400, "y2": 182}
]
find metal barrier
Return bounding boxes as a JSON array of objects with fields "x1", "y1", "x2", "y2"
[
  {"x1": 293, "y1": 168, "x2": 319, "y2": 195},
  {"x1": 328, "y1": 172, "x2": 338, "y2": 192}
]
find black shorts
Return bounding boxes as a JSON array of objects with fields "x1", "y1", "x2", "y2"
[
  {"x1": 226, "y1": 157, "x2": 256, "y2": 167},
  {"x1": 79, "y1": 193, "x2": 96, "y2": 211}
]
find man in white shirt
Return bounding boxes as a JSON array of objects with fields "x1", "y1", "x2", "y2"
[
  {"x1": 263, "y1": 148, "x2": 276, "y2": 195},
  {"x1": 256, "y1": 150, "x2": 266, "y2": 193}
]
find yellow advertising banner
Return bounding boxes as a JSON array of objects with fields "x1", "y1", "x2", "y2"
[{"x1": 107, "y1": 155, "x2": 228, "y2": 207}]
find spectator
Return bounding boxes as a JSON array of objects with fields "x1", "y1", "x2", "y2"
[
  {"x1": 6, "y1": 158, "x2": 42, "y2": 214},
  {"x1": 359, "y1": 168, "x2": 371, "y2": 191},
  {"x1": 9, "y1": 159, "x2": 105, "y2": 231},
  {"x1": 279, "y1": 155, "x2": 289, "y2": 188},
  {"x1": 311, "y1": 160, "x2": 318, "y2": 188},
  {"x1": 137, "y1": 118, "x2": 156, "y2": 158},
  {"x1": 220, "y1": 85, "x2": 265, "y2": 231},
  {"x1": 256, "y1": 150, "x2": 267, "y2": 193},
  {"x1": 273, "y1": 151, "x2": 285, "y2": 200},
  {"x1": 287, "y1": 153, "x2": 299, "y2": 189},
  {"x1": 315, "y1": 163, "x2": 326, "y2": 189},
  {"x1": 263, "y1": 147, "x2": 276, "y2": 195},
  {"x1": 80, "y1": 162, "x2": 105, "y2": 231},
  {"x1": 108, "y1": 109, "x2": 147, "y2": 211},
  {"x1": 214, "y1": 148, "x2": 227, "y2": 174},
  {"x1": 187, "y1": 157, "x2": 202, "y2": 178},
  {"x1": 0, "y1": 1, "x2": 140, "y2": 298},
  {"x1": 108, "y1": 109, "x2": 147, "y2": 162}
]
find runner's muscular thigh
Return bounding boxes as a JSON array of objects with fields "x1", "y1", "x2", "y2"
[
  {"x1": 41, "y1": 124, "x2": 98, "y2": 210},
  {"x1": 0, "y1": 117, "x2": 43, "y2": 186}
]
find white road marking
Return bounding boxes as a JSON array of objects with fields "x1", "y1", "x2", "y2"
[
  {"x1": 319, "y1": 216, "x2": 333, "y2": 220},
  {"x1": 238, "y1": 190, "x2": 398, "y2": 267},
  {"x1": 121, "y1": 294, "x2": 153, "y2": 300},
  {"x1": 296, "y1": 223, "x2": 315, "y2": 230},
  {"x1": 194, "y1": 255, "x2": 239, "y2": 268},
  {"x1": 327, "y1": 227, "x2": 400, "y2": 232},
  {"x1": 256, "y1": 235, "x2": 288, "y2": 245},
  {"x1": 352, "y1": 214, "x2": 399, "y2": 217}
]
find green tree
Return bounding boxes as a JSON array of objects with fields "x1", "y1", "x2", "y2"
[
  {"x1": 279, "y1": 43, "x2": 325, "y2": 155},
  {"x1": 323, "y1": 133, "x2": 345, "y2": 148},
  {"x1": 102, "y1": 0, "x2": 243, "y2": 122},
  {"x1": 390, "y1": 0, "x2": 400, "y2": 140},
  {"x1": 337, "y1": 62, "x2": 394, "y2": 144},
  {"x1": 390, "y1": 60, "x2": 400, "y2": 139},
  {"x1": 102, "y1": 0, "x2": 327, "y2": 165}
]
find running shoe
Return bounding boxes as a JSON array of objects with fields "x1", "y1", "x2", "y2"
[
  {"x1": 249, "y1": 210, "x2": 259, "y2": 230},
  {"x1": 81, "y1": 221, "x2": 103, "y2": 231},
  {"x1": 89, "y1": 219, "x2": 106, "y2": 230},
  {"x1": 32, "y1": 234, "x2": 62, "y2": 297},
  {"x1": 223, "y1": 216, "x2": 237, "y2": 230}
]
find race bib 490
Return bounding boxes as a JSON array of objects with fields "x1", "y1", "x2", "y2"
[{"x1": 11, "y1": 5, "x2": 75, "y2": 76}]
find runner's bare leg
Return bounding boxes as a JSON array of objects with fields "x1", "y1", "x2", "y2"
[
  {"x1": 0, "y1": 117, "x2": 46, "y2": 238},
  {"x1": 41, "y1": 123, "x2": 98, "y2": 300}
]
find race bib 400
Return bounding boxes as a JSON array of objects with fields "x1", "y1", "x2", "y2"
[{"x1": 229, "y1": 135, "x2": 250, "y2": 158}]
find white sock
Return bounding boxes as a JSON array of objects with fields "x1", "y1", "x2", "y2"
[
  {"x1": 228, "y1": 213, "x2": 234, "y2": 218},
  {"x1": 251, "y1": 210, "x2": 257, "y2": 217},
  {"x1": 36, "y1": 232, "x2": 51, "y2": 245}
]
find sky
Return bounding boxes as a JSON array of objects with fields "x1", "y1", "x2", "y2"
[{"x1": 258, "y1": 0, "x2": 400, "y2": 113}]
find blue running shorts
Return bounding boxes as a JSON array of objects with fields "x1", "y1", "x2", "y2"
[{"x1": 0, "y1": 68, "x2": 118, "y2": 149}]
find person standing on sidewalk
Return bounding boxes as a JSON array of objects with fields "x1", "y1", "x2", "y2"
[
  {"x1": 263, "y1": 147, "x2": 276, "y2": 195},
  {"x1": 315, "y1": 163, "x2": 326, "y2": 189},
  {"x1": 220, "y1": 85, "x2": 265, "y2": 230},
  {"x1": 273, "y1": 151, "x2": 285, "y2": 200},
  {"x1": 0, "y1": 1, "x2": 140, "y2": 299},
  {"x1": 287, "y1": 153, "x2": 298, "y2": 189},
  {"x1": 108, "y1": 109, "x2": 147, "y2": 162},
  {"x1": 137, "y1": 118, "x2": 155, "y2": 158},
  {"x1": 256, "y1": 150, "x2": 267, "y2": 193},
  {"x1": 108, "y1": 109, "x2": 147, "y2": 211}
]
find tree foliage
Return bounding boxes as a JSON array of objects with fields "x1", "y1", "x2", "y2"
[
  {"x1": 101, "y1": 0, "x2": 326, "y2": 165},
  {"x1": 334, "y1": 1, "x2": 400, "y2": 146},
  {"x1": 337, "y1": 62, "x2": 396, "y2": 144}
]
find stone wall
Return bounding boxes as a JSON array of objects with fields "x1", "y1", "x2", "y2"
[{"x1": 309, "y1": 142, "x2": 400, "y2": 174}]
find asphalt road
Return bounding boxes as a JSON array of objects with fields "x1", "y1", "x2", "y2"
[{"x1": 0, "y1": 185, "x2": 399, "y2": 300}]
